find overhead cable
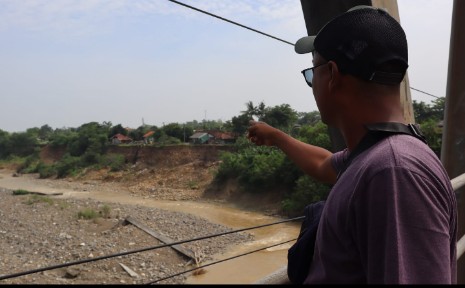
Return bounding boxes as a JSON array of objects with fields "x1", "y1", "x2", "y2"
[
  {"x1": 167, "y1": 0, "x2": 443, "y2": 101},
  {"x1": 166, "y1": 0, "x2": 294, "y2": 46},
  {"x1": 410, "y1": 87, "x2": 443, "y2": 99}
]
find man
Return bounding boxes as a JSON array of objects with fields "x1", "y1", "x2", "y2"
[{"x1": 247, "y1": 5, "x2": 457, "y2": 284}]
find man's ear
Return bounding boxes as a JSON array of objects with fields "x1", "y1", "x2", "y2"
[{"x1": 327, "y1": 61, "x2": 341, "y2": 89}]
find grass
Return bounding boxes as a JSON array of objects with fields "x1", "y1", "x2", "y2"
[
  {"x1": 25, "y1": 194, "x2": 54, "y2": 205},
  {"x1": 77, "y1": 204, "x2": 112, "y2": 220},
  {"x1": 100, "y1": 204, "x2": 111, "y2": 218},
  {"x1": 187, "y1": 180, "x2": 199, "y2": 190},
  {"x1": 77, "y1": 208, "x2": 99, "y2": 220},
  {"x1": 12, "y1": 189, "x2": 31, "y2": 195}
]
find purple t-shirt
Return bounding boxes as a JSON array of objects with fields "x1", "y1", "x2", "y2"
[{"x1": 304, "y1": 134, "x2": 457, "y2": 284}]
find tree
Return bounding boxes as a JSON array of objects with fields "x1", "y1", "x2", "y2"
[
  {"x1": 68, "y1": 122, "x2": 109, "y2": 157},
  {"x1": 230, "y1": 114, "x2": 251, "y2": 135},
  {"x1": 8, "y1": 132, "x2": 38, "y2": 157},
  {"x1": 26, "y1": 127, "x2": 40, "y2": 139},
  {"x1": 242, "y1": 101, "x2": 266, "y2": 120},
  {"x1": 108, "y1": 124, "x2": 127, "y2": 137},
  {"x1": 413, "y1": 97, "x2": 445, "y2": 123},
  {"x1": 38, "y1": 125, "x2": 53, "y2": 141},
  {"x1": 298, "y1": 111, "x2": 321, "y2": 126},
  {"x1": 185, "y1": 120, "x2": 202, "y2": 131},
  {"x1": 261, "y1": 104, "x2": 298, "y2": 132},
  {"x1": 412, "y1": 97, "x2": 445, "y2": 157},
  {"x1": 128, "y1": 126, "x2": 148, "y2": 141},
  {"x1": 0, "y1": 129, "x2": 10, "y2": 159},
  {"x1": 49, "y1": 128, "x2": 78, "y2": 147},
  {"x1": 162, "y1": 123, "x2": 184, "y2": 142},
  {"x1": 430, "y1": 97, "x2": 445, "y2": 120}
]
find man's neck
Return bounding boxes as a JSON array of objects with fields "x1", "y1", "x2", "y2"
[{"x1": 340, "y1": 117, "x2": 406, "y2": 151}]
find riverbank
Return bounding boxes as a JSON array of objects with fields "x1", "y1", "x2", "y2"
[{"x1": 0, "y1": 168, "x2": 298, "y2": 284}]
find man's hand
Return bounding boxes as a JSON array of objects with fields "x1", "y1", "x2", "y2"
[{"x1": 247, "y1": 120, "x2": 281, "y2": 146}]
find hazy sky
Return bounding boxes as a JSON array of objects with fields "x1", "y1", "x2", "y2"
[{"x1": 0, "y1": 0, "x2": 453, "y2": 132}]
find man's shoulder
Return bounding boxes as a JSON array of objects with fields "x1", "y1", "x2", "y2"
[
  {"x1": 352, "y1": 134, "x2": 445, "y2": 177},
  {"x1": 365, "y1": 134, "x2": 451, "y2": 186}
]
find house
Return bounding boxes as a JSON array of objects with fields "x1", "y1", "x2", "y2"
[
  {"x1": 110, "y1": 133, "x2": 133, "y2": 144},
  {"x1": 207, "y1": 130, "x2": 238, "y2": 144},
  {"x1": 143, "y1": 131, "x2": 155, "y2": 144},
  {"x1": 189, "y1": 132, "x2": 213, "y2": 144}
]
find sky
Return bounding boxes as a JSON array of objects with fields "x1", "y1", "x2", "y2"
[{"x1": 0, "y1": 0, "x2": 454, "y2": 133}]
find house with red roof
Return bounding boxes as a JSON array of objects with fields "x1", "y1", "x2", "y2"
[{"x1": 110, "y1": 133, "x2": 133, "y2": 144}]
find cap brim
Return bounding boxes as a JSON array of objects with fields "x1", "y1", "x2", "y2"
[{"x1": 295, "y1": 36, "x2": 316, "y2": 54}]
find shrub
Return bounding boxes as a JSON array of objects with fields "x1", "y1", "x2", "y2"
[
  {"x1": 55, "y1": 154, "x2": 81, "y2": 178},
  {"x1": 100, "y1": 154, "x2": 126, "y2": 172},
  {"x1": 37, "y1": 162, "x2": 57, "y2": 178},
  {"x1": 16, "y1": 153, "x2": 40, "y2": 174},
  {"x1": 281, "y1": 175, "x2": 331, "y2": 217},
  {"x1": 100, "y1": 204, "x2": 111, "y2": 218},
  {"x1": 12, "y1": 189, "x2": 31, "y2": 195},
  {"x1": 77, "y1": 208, "x2": 99, "y2": 220}
]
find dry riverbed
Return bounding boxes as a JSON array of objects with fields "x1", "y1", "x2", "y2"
[{"x1": 0, "y1": 169, "x2": 255, "y2": 285}]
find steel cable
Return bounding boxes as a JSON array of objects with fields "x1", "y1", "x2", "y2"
[{"x1": 167, "y1": 0, "x2": 442, "y2": 100}]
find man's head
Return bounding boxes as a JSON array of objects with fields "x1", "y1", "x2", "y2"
[{"x1": 295, "y1": 5, "x2": 408, "y2": 86}]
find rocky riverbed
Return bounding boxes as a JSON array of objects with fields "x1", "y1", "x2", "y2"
[{"x1": 0, "y1": 186, "x2": 254, "y2": 285}]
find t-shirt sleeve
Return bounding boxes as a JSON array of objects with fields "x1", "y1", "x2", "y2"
[
  {"x1": 350, "y1": 166, "x2": 454, "y2": 284},
  {"x1": 331, "y1": 149, "x2": 349, "y2": 173}
]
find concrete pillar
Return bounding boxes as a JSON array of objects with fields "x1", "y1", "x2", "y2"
[
  {"x1": 440, "y1": 0, "x2": 465, "y2": 283},
  {"x1": 371, "y1": 0, "x2": 415, "y2": 124}
]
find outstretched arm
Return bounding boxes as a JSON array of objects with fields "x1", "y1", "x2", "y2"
[{"x1": 247, "y1": 120, "x2": 337, "y2": 184}]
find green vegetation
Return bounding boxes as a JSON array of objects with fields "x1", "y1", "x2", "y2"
[
  {"x1": 78, "y1": 205, "x2": 111, "y2": 220},
  {"x1": 12, "y1": 189, "x2": 31, "y2": 195},
  {"x1": 24, "y1": 195, "x2": 54, "y2": 205},
  {"x1": 77, "y1": 208, "x2": 99, "y2": 220},
  {"x1": 187, "y1": 180, "x2": 199, "y2": 190},
  {"x1": 0, "y1": 98, "x2": 445, "y2": 216},
  {"x1": 215, "y1": 106, "x2": 334, "y2": 216},
  {"x1": 412, "y1": 97, "x2": 445, "y2": 157},
  {"x1": 213, "y1": 99, "x2": 444, "y2": 216},
  {"x1": 18, "y1": 193, "x2": 69, "y2": 210},
  {"x1": 100, "y1": 204, "x2": 111, "y2": 218},
  {"x1": 99, "y1": 154, "x2": 126, "y2": 172}
]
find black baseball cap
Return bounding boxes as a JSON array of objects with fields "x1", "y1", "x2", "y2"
[{"x1": 295, "y1": 5, "x2": 408, "y2": 85}]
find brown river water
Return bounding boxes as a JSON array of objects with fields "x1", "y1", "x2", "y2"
[{"x1": 0, "y1": 170, "x2": 300, "y2": 284}]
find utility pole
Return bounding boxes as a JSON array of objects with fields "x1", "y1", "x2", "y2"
[
  {"x1": 299, "y1": 0, "x2": 414, "y2": 152},
  {"x1": 440, "y1": 0, "x2": 465, "y2": 283}
]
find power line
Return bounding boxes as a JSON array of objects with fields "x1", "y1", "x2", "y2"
[
  {"x1": 167, "y1": 0, "x2": 443, "y2": 102},
  {"x1": 166, "y1": 0, "x2": 294, "y2": 46},
  {"x1": 410, "y1": 87, "x2": 443, "y2": 99}
]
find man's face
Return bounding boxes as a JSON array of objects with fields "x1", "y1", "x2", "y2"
[{"x1": 311, "y1": 52, "x2": 331, "y2": 125}]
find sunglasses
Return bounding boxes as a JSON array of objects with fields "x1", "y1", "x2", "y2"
[{"x1": 301, "y1": 62, "x2": 328, "y2": 87}]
